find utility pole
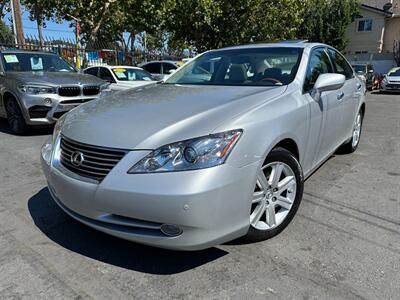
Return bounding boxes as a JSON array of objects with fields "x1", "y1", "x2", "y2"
[{"x1": 10, "y1": 0, "x2": 25, "y2": 46}]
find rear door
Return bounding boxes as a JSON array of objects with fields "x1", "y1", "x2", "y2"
[{"x1": 327, "y1": 48, "x2": 360, "y2": 142}]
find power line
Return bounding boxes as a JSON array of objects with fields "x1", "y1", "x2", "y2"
[{"x1": 23, "y1": 26, "x2": 74, "y2": 33}]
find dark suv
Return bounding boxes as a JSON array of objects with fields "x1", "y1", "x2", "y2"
[
  {"x1": 0, "y1": 50, "x2": 108, "y2": 134},
  {"x1": 352, "y1": 63, "x2": 374, "y2": 91}
]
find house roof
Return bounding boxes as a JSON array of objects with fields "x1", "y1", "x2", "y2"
[{"x1": 361, "y1": 4, "x2": 393, "y2": 16}]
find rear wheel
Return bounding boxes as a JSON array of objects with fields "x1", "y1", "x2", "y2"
[
  {"x1": 245, "y1": 148, "x2": 303, "y2": 242},
  {"x1": 5, "y1": 97, "x2": 28, "y2": 134}
]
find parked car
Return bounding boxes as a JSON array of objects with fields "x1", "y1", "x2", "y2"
[
  {"x1": 0, "y1": 50, "x2": 108, "y2": 134},
  {"x1": 380, "y1": 67, "x2": 400, "y2": 92},
  {"x1": 41, "y1": 41, "x2": 365, "y2": 250},
  {"x1": 351, "y1": 63, "x2": 374, "y2": 90},
  {"x1": 139, "y1": 60, "x2": 178, "y2": 80},
  {"x1": 84, "y1": 65, "x2": 156, "y2": 91}
]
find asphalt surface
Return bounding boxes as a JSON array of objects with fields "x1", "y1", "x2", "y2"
[{"x1": 0, "y1": 92, "x2": 399, "y2": 300}]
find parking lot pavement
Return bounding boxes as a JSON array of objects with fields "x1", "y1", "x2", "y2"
[{"x1": 0, "y1": 92, "x2": 399, "y2": 300}]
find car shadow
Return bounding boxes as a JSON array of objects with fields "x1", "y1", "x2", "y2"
[
  {"x1": 28, "y1": 188, "x2": 228, "y2": 275},
  {"x1": 0, "y1": 118, "x2": 53, "y2": 136}
]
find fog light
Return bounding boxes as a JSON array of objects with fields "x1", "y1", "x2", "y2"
[
  {"x1": 44, "y1": 98, "x2": 53, "y2": 105},
  {"x1": 160, "y1": 224, "x2": 183, "y2": 237}
]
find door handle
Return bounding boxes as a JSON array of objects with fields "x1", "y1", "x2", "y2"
[
  {"x1": 337, "y1": 91, "x2": 345, "y2": 100},
  {"x1": 356, "y1": 83, "x2": 362, "y2": 91}
]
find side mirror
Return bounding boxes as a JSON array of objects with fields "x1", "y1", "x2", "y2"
[
  {"x1": 0, "y1": 71, "x2": 4, "y2": 76},
  {"x1": 314, "y1": 73, "x2": 345, "y2": 93},
  {"x1": 168, "y1": 69, "x2": 176, "y2": 74},
  {"x1": 368, "y1": 69, "x2": 374, "y2": 73}
]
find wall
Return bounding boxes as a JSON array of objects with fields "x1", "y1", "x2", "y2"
[
  {"x1": 383, "y1": 16, "x2": 400, "y2": 53},
  {"x1": 345, "y1": 8, "x2": 386, "y2": 54}
]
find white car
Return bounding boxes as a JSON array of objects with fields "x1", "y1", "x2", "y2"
[
  {"x1": 380, "y1": 67, "x2": 400, "y2": 92},
  {"x1": 84, "y1": 66, "x2": 156, "y2": 91}
]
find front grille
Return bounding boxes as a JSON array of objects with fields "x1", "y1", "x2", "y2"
[
  {"x1": 83, "y1": 85, "x2": 100, "y2": 96},
  {"x1": 387, "y1": 83, "x2": 400, "y2": 89},
  {"x1": 59, "y1": 136, "x2": 127, "y2": 181},
  {"x1": 58, "y1": 86, "x2": 81, "y2": 97},
  {"x1": 61, "y1": 98, "x2": 95, "y2": 105}
]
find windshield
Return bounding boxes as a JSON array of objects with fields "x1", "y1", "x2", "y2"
[
  {"x1": 387, "y1": 68, "x2": 400, "y2": 76},
  {"x1": 352, "y1": 65, "x2": 366, "y2": 74},
  {"x1": 1, "y1": 52, "x2": 75, "y2": 72},
  {"x1": 112, "y1": 68, "x2": 154, "y2": 81},
  {"x1": 165, "y1": 47, "x2": 303, "y2": 86}
]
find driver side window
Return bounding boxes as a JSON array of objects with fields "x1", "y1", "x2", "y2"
[{"x1": 304, "y1": 48, "x2": 333, "y2": 93}]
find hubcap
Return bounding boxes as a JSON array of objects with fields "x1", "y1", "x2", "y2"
[
  {"x1": 352, "y1": 113, "x2": 362, "y2": 148},
  {"x1": 250, "y1": 162, "x2": 297, "y2": 231}
]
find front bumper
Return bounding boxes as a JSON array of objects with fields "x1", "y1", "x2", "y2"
[
  {"x1": 380, "y1": 83, "x2": 400, "y2": 92},
  {"x1": 20, "y1": 92, "x2": 101, "y2": 125},
  {"x1": 41, "y1": 140, "x2": 259, "y2": 250}
]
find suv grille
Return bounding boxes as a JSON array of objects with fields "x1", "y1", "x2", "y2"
[
  {"x1": 59, "y1": 136, "x2": 127, "y2": 181},
  {"x1": 58, "y1": 86, "x2": 81, "y2": 97},
  {"x1": 83, "y1": 85, "x2": 100, "y2": 96}
]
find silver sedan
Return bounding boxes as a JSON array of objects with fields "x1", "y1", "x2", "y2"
[{"x1": 41, "y1": 41, "x2": 366, "y2": 250}]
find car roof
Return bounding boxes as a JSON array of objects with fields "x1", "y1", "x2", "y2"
[
  {"x1": 0, "y1": 49, "x2": 58, "y2": 55},
  {"x1": 140, "y1": 60, "x2": 177, "y2": 65},
  {"x1": 213, "y1": 41, "x2": 333, "y2": 52},
  {"x1": 88, "y1": 65, "x2": 143, "y2": 70}
]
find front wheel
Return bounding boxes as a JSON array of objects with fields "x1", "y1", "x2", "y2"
[
  {"x1": 338, "y1": 110, "x2": 363, "y2": 154},
  {"x1": 5, "y1": 97, "x2": 28, "y2": 135},
  {"x1": 244, "y1": 147, "x2": 304, "y2": 242}
]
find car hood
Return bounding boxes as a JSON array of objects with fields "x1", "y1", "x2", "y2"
[
  {"x1": 61, "y1": 84, "x2": 286, "y2": 149},
  {"x1": 6, "y1": 71, "x2": 104, "y2": 86}
]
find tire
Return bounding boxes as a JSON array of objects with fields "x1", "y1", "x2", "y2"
[
  {"x1": 338, "y1": 110, "x2": 363, "y2": 154},
  {"x1": 5, "y1": 97, "x2": 28, "y2": 135},
  {"x1": 244, "y1": 147, "x2": 304, "y2": 242}
]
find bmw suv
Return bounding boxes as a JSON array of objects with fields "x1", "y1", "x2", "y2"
[{"x1": 0, "y1": 50, "x2": 109, "y2": 134}]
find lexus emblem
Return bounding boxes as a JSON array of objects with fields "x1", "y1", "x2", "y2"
[{"x1": 71, "y1": 151, "x2": 85, "y2": 167}]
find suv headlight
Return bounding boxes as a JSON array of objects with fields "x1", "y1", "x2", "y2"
[
  {"x1": 19, "y1": 85, "x2": 57, "y2": 94},
  {"x1": 128, "y1": 130, "x2": 242, "y2": 174},
  {"x1": 100, "y1": 83, "x2": 112, "y2": 93}
]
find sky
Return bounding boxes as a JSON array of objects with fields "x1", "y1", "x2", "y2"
[{"x1": 3, "y1": 9, "x2": 75, "y2": 41}]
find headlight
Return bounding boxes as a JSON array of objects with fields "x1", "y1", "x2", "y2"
[
  {"x1": 52, "y1": 115, "x2": 65, "y2": 144},
  {"x1": 19, "y1": 85, "x2": 57, "y2": 94},
  {"x1": 128, "y1": 130, "x2": 242, "y2": 174},
  {"x1": 41, "y1": 115, "x2": 65, "y2": 165},
  {"x1": 100, "y1": 83, "x2": 112, "y2": 93}
]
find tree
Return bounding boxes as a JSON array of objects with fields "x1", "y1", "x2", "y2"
[
  {"x1": 298, "y1": 0, "x2": 360, "y2": 50},
  {"x1": 0, "y1": 19, "x2": 14, "y2": 43},
  {"x1": 22, "y1": 0, "x2": 162, "y2": 47},
  {"x1": 163, "y1": 0, "x2": 305, "y2": 52}
]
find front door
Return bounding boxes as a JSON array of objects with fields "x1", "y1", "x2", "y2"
[{"x1": 302, "y1": 47, "x2": 344, "y2": 171}]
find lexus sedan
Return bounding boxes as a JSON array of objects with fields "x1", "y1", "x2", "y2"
[{"x1": 41, "y1": 42, "x2": 366, "y2": 250}]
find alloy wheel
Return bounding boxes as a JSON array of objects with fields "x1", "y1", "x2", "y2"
[
  {"x1": 250, "y1": 162, "x2": 297, "y2": 230},
  {"x1": 352, "y1": 112, "x2": 362, "y2": 148}
]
